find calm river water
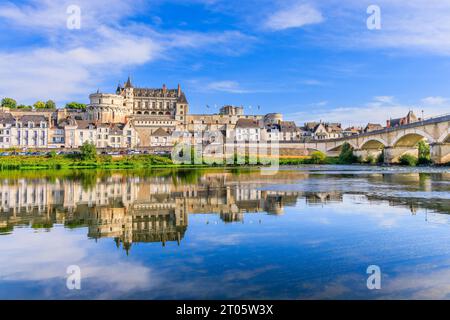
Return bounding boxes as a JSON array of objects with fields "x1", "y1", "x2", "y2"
[{"x1": 0, "y1": 166, "x2": 449, "y2": 299}]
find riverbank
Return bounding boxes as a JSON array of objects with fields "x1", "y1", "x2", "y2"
[
  {"x1": 0, "y1": 154, "x2": 343, "y2": 170},
  {"x1": 0, "y1": 154, "x2": 447, "y2": 170}
]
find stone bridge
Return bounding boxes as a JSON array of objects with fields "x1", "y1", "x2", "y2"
[{"x1": 282, "y1": 114, "x2": 450, "y2": 164}]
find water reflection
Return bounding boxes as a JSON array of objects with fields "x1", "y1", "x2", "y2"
[{"x1": 0, "y1": 168, "x2": 449, "y2": 254}]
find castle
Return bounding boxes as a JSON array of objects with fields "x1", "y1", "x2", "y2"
[{"x1": 0, "y1": 77, "x2": 309, "y2": 150}]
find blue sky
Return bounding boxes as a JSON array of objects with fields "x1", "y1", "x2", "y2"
[{"x1": 1, "y1": 0, "x2": 450, "y2": 126}]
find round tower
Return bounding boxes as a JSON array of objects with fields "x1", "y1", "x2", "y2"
[{"x1": 88, "y1": 92, "x2": 126, "y2": 123}]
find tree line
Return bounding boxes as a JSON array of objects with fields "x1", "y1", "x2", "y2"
[{"x1": 1, "y1": 98, "x2": 86, "y2": 110}]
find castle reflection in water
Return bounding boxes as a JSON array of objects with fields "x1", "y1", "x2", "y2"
[{"x1": 0, "y1": 169, "x2": 448, "y2": 253}]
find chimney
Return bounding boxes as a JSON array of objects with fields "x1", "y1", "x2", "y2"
[
  {"x1": 177, "y1": 84, "x2": 181, "y2": 97},
  {"x1": 162, "y1": 84, "x2": 167, "y2": 94}
]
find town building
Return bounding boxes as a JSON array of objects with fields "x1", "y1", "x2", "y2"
[
  {"x1": 0, "y1": 77, "x2": 392, "y2": 150},
  {"x1": 386, "y1": 111, "x2": 419, "y2": 128},
  {"x1": 363, "y1": 123, "x2": 384, "y2": 133}
]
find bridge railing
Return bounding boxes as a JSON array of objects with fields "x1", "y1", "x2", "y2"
[
  {"x1": 423, "y1": 112, "x2": 450, "y2": 121},
  {"x1": 312, "y1": 113, "x2": 450, "y2": 143}
]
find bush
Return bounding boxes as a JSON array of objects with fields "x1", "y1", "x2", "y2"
[
  {"x1": 366, "y1": 154, "x2": 377, "y2": 164},
  {"x1": 338, "y1": 142, "x2": 357, "y2": 164},
  {"x1": 80, "y1": 142, "x2": 97, "y2": 161},
  {"x1": 65, "y1": 102, "x2": 86, "y2": 110},
  {"x1": 47, "y1": 151, "x2": 57, "y2": 158},
  {"x1": 399, "y1": 154, "x2": 418, "y2": 166},
  {"x1": 309, "y1": 151, "x2": 327, "y2": 164}
]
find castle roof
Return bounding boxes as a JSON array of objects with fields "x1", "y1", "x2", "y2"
[
  {"x1": 236, "y1": 118, "x2": 260, "y2": 129},
  {"x1": 0, "y1": 112, "x2": 16, "y2": 125},
  {"x1": 119, "y1": 78, "x2": 188, "y2": 103},
  {"x1": 280, "y1": 121, "x2": 297, "y2": 132},
  {"x1": 151, "y1": 127, "x2": 170, "y2": 137},
  {"x1": 18, "y1": 114, "x2": 47, "y2": 123}
]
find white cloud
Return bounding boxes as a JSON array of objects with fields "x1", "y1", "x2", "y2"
[
  {"x1": 206, "y1": 81, "x2": 250, "y2": 93},
  {"x1": 0, "y1": 0, "x2": 255, "y2": 105},
  {"x1": 0, "y1": 227, "x2": 154, "y2": 298},
  {"x1": 317, "y1": 0, "x2": 450, "y2": 56},
  {"x1": 265, "y1": 2, "x2": 324, "y2": 31},
  {"x1": 373, "y1": 96, "x2": 395, "y2": 104},
  {"x1": 421, "y1": 96, "x2": 448, "y2": 106},
  {"x1": 287, "y1": 96, "x2": 448, "y2": 127}
]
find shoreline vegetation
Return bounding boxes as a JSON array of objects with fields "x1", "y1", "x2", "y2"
[{"x1": 0, "y1": 142, "x2": 447, "y2": 171}]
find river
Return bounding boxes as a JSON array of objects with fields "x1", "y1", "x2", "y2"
[{"x1": 0, "y1": 165, "x2": 449, "y2": 299}]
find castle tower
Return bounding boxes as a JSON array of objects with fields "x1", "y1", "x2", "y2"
[
  {"x1": 123, "y1": 76, "x2": 135, "y2": 113},
  {"x1": 88, "y1": 92, "x2": 127, "y2": 123}
]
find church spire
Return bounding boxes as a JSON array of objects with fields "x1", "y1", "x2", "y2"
[{"x1": 125, "y1": 76, "x2": 133, "y2": 88}]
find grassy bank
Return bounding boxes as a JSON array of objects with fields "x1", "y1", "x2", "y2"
[
  {"x1": 0, "y1": 154, "x2": 178, "y2": 170},
  {"x1": 0, "y1": 153, "x2": 342, "y2": 170}
]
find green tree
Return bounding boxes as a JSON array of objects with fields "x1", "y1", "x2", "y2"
[
  {"x1": 399, "y1": 154, "x2": 418, "y2": 166},
  {"x1": 79, "y1": 142, "x2": 97, "y2": 161},
  {"x1": 338, "y1": 142, "x2": 357, "y2": 164},
  {"x1": 45, "y1": 100, "x2": 56, "y2": 109},
  {"x1": 33, "y1": 101, "x2": 46, "y2": 109},
  {"x1": 65, "y1": 102, "x2": 87, "y2": 110},
  {"x1": 1, "y1": 97, "x2": 17, "y2": 109},
  {"x1": 310, "y1": 151, "x2": 327, "y2": 164},
  {"x1": 417, "y1": 140, "x2": 431, "y2": 164}
]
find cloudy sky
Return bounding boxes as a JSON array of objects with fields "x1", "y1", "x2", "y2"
[{"x1": 1, "y1": 0, "x2": 450, "y2": 126}]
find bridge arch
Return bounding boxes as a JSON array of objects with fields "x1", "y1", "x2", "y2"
[
  {"x1": 359, "y1": 138, "x2": 388, "y2": 150},
  {"x1": 326, "y1": 140, "x2": 358, "y2": 153},
  {"x1": 392, "y1": 129, "x2": 435, "y2": 147}
]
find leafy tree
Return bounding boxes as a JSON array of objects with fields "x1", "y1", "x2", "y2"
[
  {"x1": 338, "y1": 142, "x2": 357, "y2": 164},
  {"x1": 65, "y1": 102, "x2": 87, "y2": 110},
  {"x1": 399, "y1": 154, "x2": 418, "y2": 166},
  {"x1": 79, "y1": 142, "x2": 97, "y2": 161},
  {"x1": 1, "y1": 98, "x2": 17, "y2": 109},
  {"x1": 417, "y1": 140, "x2": 431, "y2": 164},
  {"x1": 45, "y1": 100, "x2": 56, "y2": 109},
  {"x1": 309, "y1": 151, "x2": 327, "y2": 164},
  {"x1": 33, "y1": 101, "x2": 46, "y2": 109}
]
